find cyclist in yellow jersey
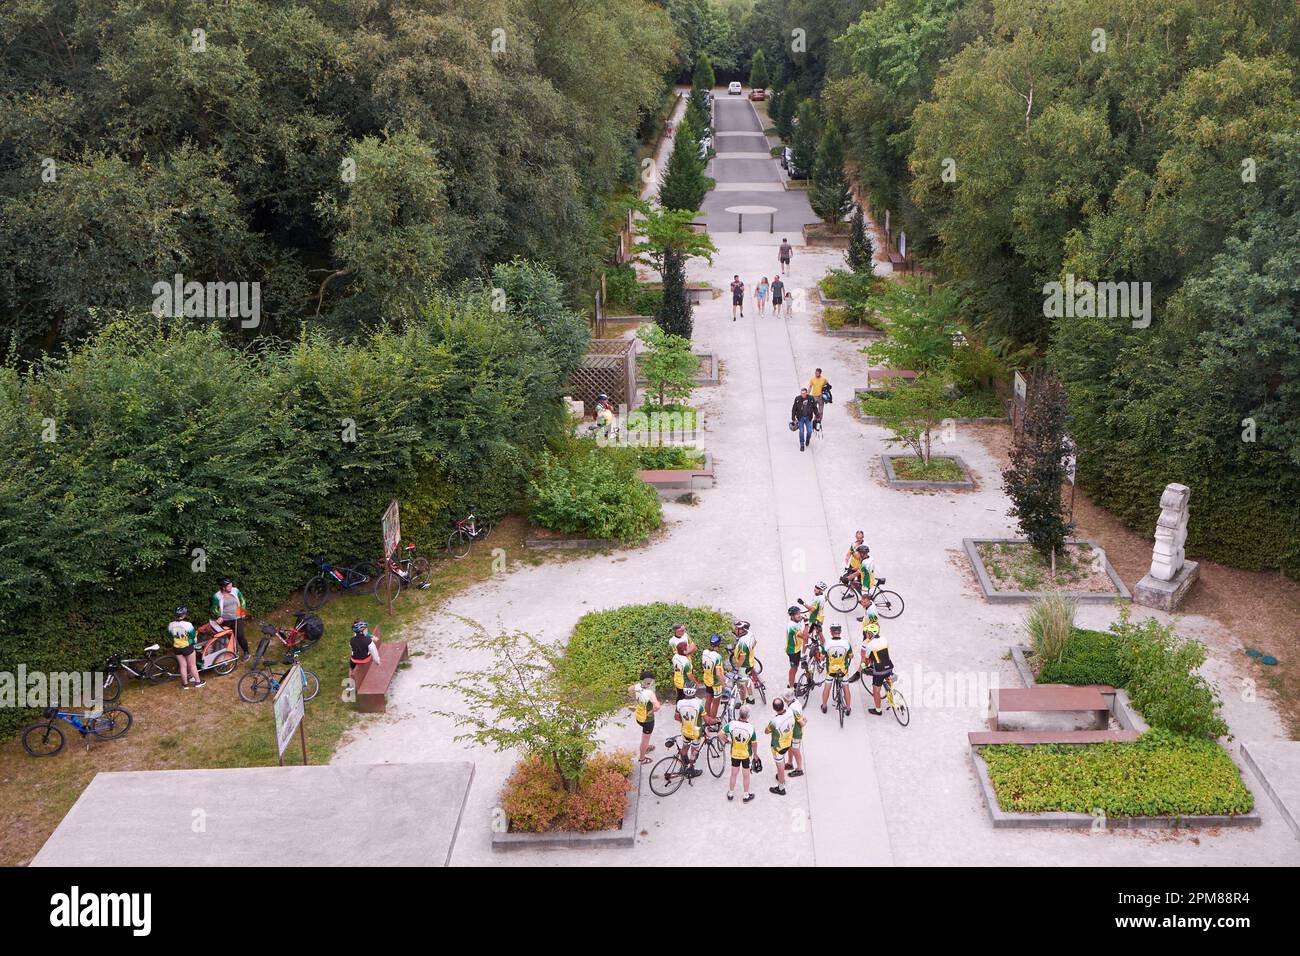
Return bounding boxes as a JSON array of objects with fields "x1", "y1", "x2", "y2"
[
  {"x1": 722, "y1": 704, "x2": 758, "y2": 803},
  {"x1": 820, "y1": 623, "x2": 853, "y2": 715},
  {"x1": 631, "y1": 670, "x2": 660, "y2": 764},
  {"x1": 667, "y1": 623, "x2": 697, "y2": 657},
  {"x1": 674, "y1": 686, "x2": 718, "y2": 776},
  {"x1": 701, "y1": 634, "x2": 726, "y2": 719},
  {"x1": 784, "y1": 605, "x2": 808, "y2": 690},
  {"x1": 862, "y1": 625, "x2": 894, "y2": 716},
  {"x1": 841, "y1": 530, "x2": 866, "y2": 585},
  {"x1": 781, "y1": 691, "x2": 807, "y2": 776},
  {"x1": 671, "y1": 641, "x2": 694, "y2": 700},
  {"x1": 854, "y1": 544, "x2": 876, "y2": 595},
  {"x1": 765, "y1": 698, "x2": 797, "y2": 796},
  {"x1": 730, "y1": 619, "x2": 764, "y2": 703},
  {"x1": 859, "y1": 603, "x2": 880, "y2": 641}
]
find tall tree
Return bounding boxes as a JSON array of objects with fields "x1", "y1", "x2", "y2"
[
  {"x1": 1003, "y1": 372, "x2": 1075, "y2": 562},
  {"x1": 790, "y1": 99, "x2": 820, "y2": 179},
  {"x1": 810, "y1": 120, "x2": 851, "y2": 223},
  {"x1": 846, "y1": 204, "x2": 874, "y2": 272},
  {"x1": 749, "y1": 48, "x2": 770, "y2": 90},
  {"x1": 657, "y1": 249, "x2": 694, "y2": 338},
  {"x1": 659, "y1": 116, "x2": 710, "y2": 211}
]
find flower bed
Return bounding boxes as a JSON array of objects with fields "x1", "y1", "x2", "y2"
[{"x1": 979, "y1": 730, "x2": 1254, "y2": 817}]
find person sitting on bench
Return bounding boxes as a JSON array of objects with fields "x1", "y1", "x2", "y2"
[{"x1": 349, "y1": 620, "x2": 382, "y2": 677}]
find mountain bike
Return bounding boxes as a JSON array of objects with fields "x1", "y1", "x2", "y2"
[
  {"x1": 372, "y1": 543, "x2": 431, "y2": 605},
  {"x1": 238, "y1": 648, "x2": 320, "y2": 704},
  {"x1": 446, "y1": 510, "x2": 493, "y2": 559},
  {"x1": 826, "y1": 575, "x2": 905, "y2": 618},
  {"x1": 101, "y1": 644, "x2": 180, "y2": 702},
  {"x1": 21, "y1": 706, "x2": 134, "y2": 757},
  {"x1": 302, "y1": 556, "x2": 375, "y2": 610},
  {"x1": 255, "y1": 612, "x2": 324, "y2": 655}
]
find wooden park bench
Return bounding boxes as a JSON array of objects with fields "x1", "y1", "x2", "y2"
[
  {"x1": 352, "y1": 640, "x2": 410, "y2": 714},
  {"x1": 987, "y1": 686, "x2": 1112, "y2": 731}
]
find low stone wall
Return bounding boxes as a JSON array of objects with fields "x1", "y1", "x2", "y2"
[
  {"x1": 963, "y1": 537, "x2": 1132, "y2": 604},
  {"x1": 881, "y1": 454, "x2": 974, "y2": 491},
  {"x1": 492, "y1": 766, "x2": 641, "y2": 850}
]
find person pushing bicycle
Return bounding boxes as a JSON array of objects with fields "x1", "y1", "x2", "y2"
[
  {"x1": 674, "y1": 685, "x2": 719, "y2": 777},
  {"x1": 730, "y1": 619, "x2": 764, "y2": 704}
]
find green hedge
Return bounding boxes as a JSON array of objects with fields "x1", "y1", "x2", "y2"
[
  {"x1": 528, "y1": 437, "x2": 662, "y2": 542},
  {"x1": 0, "y1": 273, "x2": 584, "y2": 734},
  {"x1": 1037, "y1": 628, "x2": 1131, "y2": 687},
  {"x1": 560, "y1": 603, "x2": 732, "y2": 702},
  {"x1": 980, "y1": 730, "x2": 1254, "y2": 816}
]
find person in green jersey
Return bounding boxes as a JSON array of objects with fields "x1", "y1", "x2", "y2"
[
  {"x1": 781, "y1": 690, "x2": 806, "y2": 776},
  {"x1": 784, "y1": 604, "x2": 808, "y2": 690},
  {"x1": 723, "y1": 704, "x2": 758, "y2": 803},
  {"x1": 765, "y1": 697, "x2": 797, "y2": 796},
  {"x1": 631, "y1": 670, "x2": 660, "y2": 764}
]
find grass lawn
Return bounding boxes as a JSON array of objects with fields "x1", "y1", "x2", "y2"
[
  {"x1": 892, "y1": 456, "x2": 966, "y2": 482},
  {"x1": 0, "y1": 517, "x2": 529, "y2": 867},
  {"x1": 980, "y1": 731, "x2": 1253, "y2": 816},
  {"x1": 976, "y1": 541, "x2": 1116, "y2": 593}
]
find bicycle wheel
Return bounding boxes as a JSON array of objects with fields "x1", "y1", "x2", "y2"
[
  {"x1": 238, "y1": 670, "x2": 274, "y2": 703},
  {"x1": 209, "y1": 650, "x2": 239, "y2": 677},
  {"x1": 21, "y1": 721, "x2": 65, "y2": 757},
  {"x1": 301, "y1": 670, "x2": 321, "y2": 702},
  {"x1": 409, "y1": 557, "x2": 431, "y2": 589},
  {"x1": 827, "y1": 583, "x2": 860, "y2": 613},
  {"x1": 148, "y1": 655, "x2": 181, "y2": 682},
  {"x1": 90, "y1": 707, "x2": 133, "y2": 740},
  {"x1": 795, "y1": 673, "x2": 814, "y2": 708},
  {"x1": 836, "y1": 682, "x2": 845, "y2": 728},
  {"x1": 870, "y1": 589, "x2": 905, "y2": 619},
  {"x1": 649, "y1": 754, "x2": 686, "y2": 796},
  {"x1": 756, "y1": 679, "x2": 767, "y2": 705},
  {"x1": 888, "y1": 683, "x2": 910, "y2": 726},
  {"x1": 373, "y1": 570, "x2": 402, "y2": 606},
  {"x1": 101, "y1": 671, "x2": 122, "y2": 705},
  {"x1": 706, "y1": 736, "x2": 725, "y2": 778},
  {"x1": 303, "y1": 574, "x2": 329, "y2": 610},
  {"x1": 446, "y1": 530, "x2": 471, "y2": 559}
]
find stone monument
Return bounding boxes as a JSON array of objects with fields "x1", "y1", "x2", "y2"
[{"x1": 1134, "y1": 482, "x2": 1199, "y2": 611}]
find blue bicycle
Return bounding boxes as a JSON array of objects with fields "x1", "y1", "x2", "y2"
[{"x1": 21, "y1": 706, "x2": 134, "y2": 757}]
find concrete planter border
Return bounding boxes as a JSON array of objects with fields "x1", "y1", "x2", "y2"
[
  {"x1": 881, "y1": 454, "x2": 974, "y2": 491},
  {"x1": 492, "y1": 765, "x2": 641, "y2": 850},
  {"x1": 638, "y1": 450, "x2": 715, "y2": 497},
  {"x1": 820, "y1": 316, "x2": 885, "y2": 339},
  {"x1": 963, "y1": 537, "x2": 1131, "y2": 604},
  {"x1": 802, "y1": 223, "x2": 851, "y2": 248},
  {"x1": 524, "y1": 531, "x2": 622, "y2": 551},
  {"x1": 969, "y1": 746, "x2": 1260, "y2": 830},
  {"x1": 1239, "y1": 742, "x2": 1300, "y2": 842}
]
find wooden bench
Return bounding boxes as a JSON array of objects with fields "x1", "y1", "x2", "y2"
[
  {"x1": 988, "y1": 686, "x2": 1111, "y2": 731},
  {"x1": 352, "y1": 641, "x2": 410, "y2": 714},
  {"x1": 968, "y1": 729, "x2": 1141, "y2": 746}
]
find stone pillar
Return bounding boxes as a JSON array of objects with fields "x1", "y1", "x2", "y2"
[{"x1": 1134, "y1": 483, "x2": 1199, "y2": 610}]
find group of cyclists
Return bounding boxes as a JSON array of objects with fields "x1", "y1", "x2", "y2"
[{"x1": 632, "y1": 531, "x2": 897, "y2": 802}]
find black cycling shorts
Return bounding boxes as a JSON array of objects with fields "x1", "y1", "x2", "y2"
[
  {"x1": 638, "y1": 718, "x2": 654, "y2": 735},
  {"x1": 872, "y1": 666, "x2": 894, "y2": 686},
  {"x1": 175, "y1": 646, "x2": 195, "y2": 657},
  {"x1": 731, "y1": 757, "x2": 751, "y2": 769},
  {"x1": 786, "y1": 652, "x2": 801, "y2": 668}
]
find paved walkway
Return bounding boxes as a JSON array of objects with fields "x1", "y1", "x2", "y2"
[{"x1": 333, "y1": 90, "x2": 1300, "y2": 867}]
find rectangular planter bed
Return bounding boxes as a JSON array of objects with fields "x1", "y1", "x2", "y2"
[
  {"x1": 881, "y1": 454, "x2": 974, "y2": 491},
  {"x1": 642, "y1": 281, "x2": 714, "y2": 304},
  {"x1": 638, "y1": 451, "x2": 714, "y2": 497},
  {"x1": 492, "y1": 766, "x2": 641, "y2": 850},
  {"x1": 964, "y1": 538, "x2": 1131, "y2": 604},
  {"x1": 820, "y1": 316, "x2": 884, "y2": 339},
  {"x1": 802, "y1": 223, "x2": 850, "y2": 248}
]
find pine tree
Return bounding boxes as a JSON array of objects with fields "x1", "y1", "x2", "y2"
[
  {"x1": 692, "y1": 54, "x2": 715, "y2": 96},
  {"x1": 659, "y1": 115, "x2": 707, "y2": 211},
  {"x1": 749, "y1": 49, "x2": 769, "y2": 91},
  {"x1": 846, "y1": 205, "x2": 874, "y2": 273},
  {"x1": 774, "y1": 85, "x2": 797, "y2": 141},
  {"x1": 656, "y1": 248, "x2": 694, "y2": 338},
  {"x1": 790, "y1": 99, "x2": 818, "y2": 180},
  {"x1": 810, "y1": 121, "x2": 851, "y2": 224}
]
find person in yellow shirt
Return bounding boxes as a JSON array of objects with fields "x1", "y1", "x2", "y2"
[
  {"x1": 671, "y1": 641, "x2": 694, "y2": 701},
  {"x1": 765, "y1": 698, "x2": 797, "y2": 796},
  {"x1": 809, "y1": 368, "x2": 829, "y2": 423},
  {"x1": 722, "y1": 704, "x2": 758, "y2": 803},
  {"x1": 631, "y1": 670, "x2": 660, "y2": 764},
  {"x1": 820, "y1": 623, "x2": 853, "y2": 715}
]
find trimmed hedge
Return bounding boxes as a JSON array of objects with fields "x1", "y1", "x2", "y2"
[
  {"x1": 1037, "y1": 628, "x2": 1130, "y2": 688},
  {"x1": 980, "y1": 730, "x2": 1254, "y2": 816},
  {"x1": 0, "y1": 275, "x2": 584, "y2": 734},
  {"x1": 561, "y1": 602, "x2": 732, "y2": 701}
]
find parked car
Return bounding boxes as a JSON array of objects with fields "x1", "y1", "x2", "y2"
[
  {"x1": 728, "y1": 81, "x2": 743, "y2": 95},
  {"x1": 749, "y1": 88, "x2": 767, "y2": 101},
  {"x1": 781, "y1": 147, "x2": 806, "y2": 179}
]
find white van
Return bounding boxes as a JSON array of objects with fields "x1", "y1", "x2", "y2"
[{"x1": 727, "y1": 81, "x2": 742, "y2": 95}]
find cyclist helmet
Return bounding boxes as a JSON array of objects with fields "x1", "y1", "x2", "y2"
[
  {"x1": 856, "y1": 545, "x2": 870, "y2": 555},
  {"x1": 174, "y1": 606, "x2": 188, "y2": 619},
  {"x1": 596, "y1": 393, "x2": 609, "y2": 402},
  {"x1": 733, "y1": 620, "x2": 751, "y2": 632},
  {"x1": 682, "y1": 685, "x2": 697, "y2": 698},
  {"x1": 708, "y1": 633, "x2": 722, "y2": 646},
  {"x1": 814, "y1": 580, "x2": 828, "y2": 592},
  {"x1": 866, "y1": 605, "x2": 879, "y2": 620},
  {"x1": 352, "y1": 619, "x2": 369, "y2": 636},
  {"x1": 218, "y1": 576, "x2": 233, "y2": 586},
  {"x1": 787, "y1": 605, "x2": 802, "y2": 616},
  {"x1": 829, "y1": 623, "x2": 843, "y2": 634}
]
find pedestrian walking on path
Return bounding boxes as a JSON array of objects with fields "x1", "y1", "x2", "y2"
[
  {"x1": 778, "y1": 237, "x2": 793, "y2": 275},
  {"x1": 809, "y1": 368, "x2": 829, "y2": 424},
  {"x1": 756, "y1": 276, "x2": 769, "y2": 315},
  {"x1": 770, "y1": 275, "x2": 784, "y2": 316},
  {"x1": 730, "y1": 275, "x2": 745, "y2": 320},
  {"x1": 792, "y1": 387, "x2": 817, "y2": 451}
]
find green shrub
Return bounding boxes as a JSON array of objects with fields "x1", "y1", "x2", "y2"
[
  {"x1": 1037, "y1": 628, "x2": 1131, "y2": 687},
  {"x1": 1113, "y1": 610, "x2": 1229, "y2": 739},
  {"x1": 636, "y1": 446, "x2": 704, "y2": 470},
  {"x1": 500, "y1": 757, "x2": 568, "y2": 832},
  {"x1": 561, "y1": 602, "x2": 732, "y2": 700},
  {"x1": 980, "y1": 730, "x2": 1253, "y2": 816},
  {"x1": 528, "y1": 438, "x2": 662, "y2": 542},
  {"x1": 567, "y1": 750, "x2": 634, "y2": 831},
  {"x1": 1026, "y1": 595, "x2": 1077, "y2": 664},
  {"x1": 501, "y1": 751, "x2": 633, "y2": 832}
]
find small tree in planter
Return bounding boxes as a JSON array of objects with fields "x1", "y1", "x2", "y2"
[
  {"x1": 863, "y1": 279, "x2": 961, "y2": 375},
  {"x1": 1002, "y1": 371, "x2": 1075, "y2": 571},
  {"x1": 878, "y1": 370, "x2": 952, "y2": 466},
  {"x1": 846, "y1": 205, "x2": 874, "y2": 273},
  {"x1": 810, "y1": 121, "x2": 851, "y2": 224},
  {"x1": 657, "y1": 248, "x2": 693, "y2": 338},
  {"x1": 625, "y1": 199, "x2": 717, "y2": 276},
  {"x1": 636, "y1": 323, "x2": 696, "y2": 408},
  {"x1": 437, "y1": 629, "x2": 621, "y2": 792}
]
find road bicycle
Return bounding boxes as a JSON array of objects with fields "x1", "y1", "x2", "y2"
[
  {"x1": 371, "y1": 542, "x2": 432, "y2": 605},
  {"x1": 876, "y1": 669, "x2": 910, "y2": 727},
  {"x1": 721, "y1": 643, "x2": 766, "y2": 704},
  {"x1": 825, "y1": 671, "x2": 851, "y2": 728},
  {"x1": 302, "y1": 555, "x2": 375, "y2": 610},
  {"x1": 21, "y1": 705, "x2": 134, "y2": 757},
  {"x1": 826, "y1": 576, "x2": 905, "y2": 618},
  {"x1": 446, "y1": 510, "x2": 493, "y2": 559},
  {"x1": 101, "y1": 644, "x2": 180, "y2": 702},
  {"x1": 649, "y1": 730, "x2": 725, "y2": 795},
  {"x1": 793, "y1": 651, "x2": 822, "y2": 709},
  {"x1": 238, "y1": 647, "x2": 320, "y2": 704}
]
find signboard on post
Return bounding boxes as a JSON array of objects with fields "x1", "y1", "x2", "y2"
[
  {"x1": 381, "y1": 499, "x2": 401, "y2": 561},
  {"x1": 274, "y1": 664, "x2": 307, "y2": 765},
  {"x1": 1063, "y1": 435, "x2": 1078, "y2": 485},
  {"x1": 1012, "y1": 370, "x2": 1028, "y2": 434},
  {"x1": 898, "y1": 230, "x2": 907, "y2": 260}
]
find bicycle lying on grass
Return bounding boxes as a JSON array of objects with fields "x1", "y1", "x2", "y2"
[
  {"x1": 21, "y1": 705, "x2": 134, "y2": 757},
  {"x1": 101, "y1": 644, "x2": 179, "y2": 702}
]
